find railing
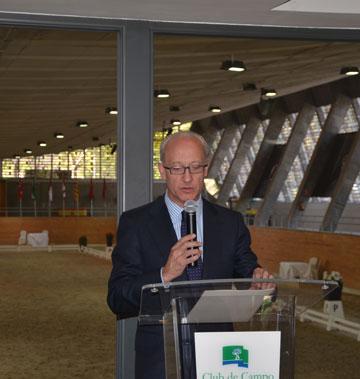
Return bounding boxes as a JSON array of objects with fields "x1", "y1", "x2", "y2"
[
  {"x1": 1, "y1": 207, "x2": 359, "y2": 234},
  {"x1": 244, "y1": 214, "x2": 360, "y2": 235}
]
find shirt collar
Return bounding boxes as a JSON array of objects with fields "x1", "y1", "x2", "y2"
[{"x1": 164, "y1": 191, "x2": 203, "y2": 215}]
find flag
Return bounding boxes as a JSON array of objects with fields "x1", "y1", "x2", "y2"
[
  {"x1": 31, "y1": 178, "x2": 36, "y2": 201},
  {"x1": 17, "y1": 178, "x2": 24, "y2": 201},
  {"x1": 73, "y1": 181, "x2": 80, "y2": 203},
  {"x1": 61, "y1": 179, "x2": 66, "y2": 199},
  {"x1": 88, "y1": 178, "x2": 94, "y2": 201},
  {"x1": 48, "y1": 181, "x2": 53, "y2": 203},
  {"x1": 102, "y1": 179, "x2": 107, "y2": 200}
]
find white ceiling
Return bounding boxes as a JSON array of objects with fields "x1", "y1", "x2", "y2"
[
  {"x1": 1, "y1": 27, "x2": 359, "y2": 159},
  {"x1": 0, "y1": 0, "x2": 360, "y2": 29},
  {"x1": 275, "y1": 0, "x2": 360, "y2": 14},
  {"x1": 0, "y1": 1, "x2": 359, "y2": 159}
]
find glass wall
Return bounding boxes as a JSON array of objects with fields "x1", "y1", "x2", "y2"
[{"x1": 2, "y1": 145, "x2": 116, "y2": 179}]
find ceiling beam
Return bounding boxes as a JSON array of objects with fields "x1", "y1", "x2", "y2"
[
  {"x1": 287, "y1": 93, "x2": 352, "y2": 228},
  {"x1": 321, "y1": 101, "x2": 360, "y2": 231},
  {"x1": 235, "y1": 103, "x2": 287, "y2": 212},
  {"x1": 216, "y1": 115, "x2": 261, "y2": 205},
  {"x1": 321, "y1": 129, "x2": 360, "y2": 232},
  {"x1": 191, "y1": 116, "x2": 220, "y2": 151},
  {"x1": 255, "y1": 103, "x2": 316, "y2": 226},
  {"x1": 207, "y1": 111, "x2": 239, "y2": 178}
]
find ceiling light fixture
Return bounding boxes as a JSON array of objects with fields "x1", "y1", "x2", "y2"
[
  {"x1": 106, "y1": 107, "x2": 118, "y2": 115},
  {"x1": 38, "y1": 141, "x2": 47, "y2": 147},
  {"x1": 209, "y1": 105, "x2": 222, "y2": 113},
  {"x1": 171, "y1": 119, "x2": 181, "y2": 126},
  {"x1": 154, "y1": 89, "x2": 171, "y2": 98},
  {"x1": 54, "y1": 133, "x2": 64, "y2": 139},
  {"x1": 13, "y1": 154, "x2": 20, "y2": 159},
  {"x1": 76, "y1": 121, "x2": 88, "y2": 128},
  {"x1": 24, "y1": 149, "x2": 32, "y2": 154},
  {"x1": 221, "y1": 60, "x2": 246, "y2": 72},
  {"x1": 261, "y1": 88, "x2": 277, "y2": 98},
  {"x1": 340, "y1": 66, "x2": 360, "y2": 76}
]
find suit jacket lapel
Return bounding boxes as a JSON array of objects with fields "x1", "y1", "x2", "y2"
[
  {"x1": 202, "y1": 200, "x2": 222, "y2": 279},
  {"x1": 147, "y1": 196, "x2": 222, "y2": 282},
  {"x1": 147, "y1": 196, "x2": 178, "y2": 263}
]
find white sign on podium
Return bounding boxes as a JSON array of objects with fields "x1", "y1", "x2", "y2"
[{"x1": 195, "y1": 331, "x2": 281, "y2": 379}]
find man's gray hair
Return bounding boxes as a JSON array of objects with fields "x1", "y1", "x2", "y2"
[{"x1": 159, "y1": 131, "x2": 210, "y2": 163}]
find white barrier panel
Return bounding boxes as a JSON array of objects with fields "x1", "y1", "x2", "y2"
[{"x1": 299, "y1": 308, "x2": 360, "y2": 341}]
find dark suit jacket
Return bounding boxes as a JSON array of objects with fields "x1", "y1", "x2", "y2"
[{"x1": 107, "y1": 195, "x2": 259, "y2": 379}]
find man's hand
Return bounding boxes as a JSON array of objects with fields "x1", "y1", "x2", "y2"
[
  {"x1": 251, "y1": 267, "x2": 275, "y2": 289},
  {"x1": 162, "y1": 234, "x2": 202, "y2": 283}
]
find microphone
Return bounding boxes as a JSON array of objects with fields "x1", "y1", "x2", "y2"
[{"x1": 184, "y1": 200, "x2": 198, "y2": 267}]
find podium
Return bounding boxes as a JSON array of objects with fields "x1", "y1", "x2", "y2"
[{"x1": 139, "y1": 279, "x2": 338, "y2": 379}]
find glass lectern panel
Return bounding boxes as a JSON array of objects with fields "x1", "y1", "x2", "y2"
[
  {"x1": 139, "y1": 279, "x2": 338, "y2": 325},
  {"x1": 139, "y1": 279, "x2": 338, "y2": 379}
]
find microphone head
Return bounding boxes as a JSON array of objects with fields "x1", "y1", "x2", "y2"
[{"x1": 184, "y1": 200, "x2": 197, "y2": 213}]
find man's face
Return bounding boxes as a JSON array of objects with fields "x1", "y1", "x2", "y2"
[{"x1": 158, "y1": 136, "x2": 208, "y2": 207}]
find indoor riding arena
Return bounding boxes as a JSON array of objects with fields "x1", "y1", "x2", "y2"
[{"x1": 1, "y1": 6, "x2": 360, "y2": 379}]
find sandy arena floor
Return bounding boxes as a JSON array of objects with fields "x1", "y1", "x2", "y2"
[
  {"x1": 0, "y1": 250, "x2": 359, "y2": 378},
  {"x1": 0, "y1": 250, "x2": 115, "y2": 379}
]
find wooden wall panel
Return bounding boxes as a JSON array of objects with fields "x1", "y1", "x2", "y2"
[
  {"x1": 250, "y1": 227, "x2": 360, "y2": 290},
  {"x1": 0, "y1": 217, "x2": 117, "y2": 245},
  {"x1": 0, "y1": 217, "x2": 359, "y2": 290}
]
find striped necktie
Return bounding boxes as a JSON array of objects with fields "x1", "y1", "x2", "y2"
[{"x1": 181, "y1": 210, "x2": 203, "y2": 280}]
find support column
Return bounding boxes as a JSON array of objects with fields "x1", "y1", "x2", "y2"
[
  {"x1": 217, "y1": 117, "x2": 261, "y2": 205},
  {"x1": 289, "y1": 113, "x2": 308, "y2": 173},
  {"x1": 353, "y1": 98, "x2": 360, "y2": 123},
  {"x1": 192, "y1": 116, "x2": 220, "y2": 150},
  {"x1": 288, "y1": 94, "x2": 352, "y2": 228},
  {"x1": 255, "y1": 103, "x2": 316, "y2": 226},
  {"x1": 83, "y1": 149, "x2": 86, "y2": 178},
  {"x1": 116, "y1": 24, "x2": 153, "y2": 379},
  {"x1": 321, "y1": 123, "x2": 360, "y2": 231},
  {"x1": 316, "y1": 106, "x2": 327, "y2": 127},
  {"x1": 235, "y1": 105, "x2": 287, "y2": 212},
  {"x1": 207, "y1": 112, "x2": 239, "y2": 178}
]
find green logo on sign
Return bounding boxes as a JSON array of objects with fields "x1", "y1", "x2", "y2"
[{"x1": 222, "y1": 345, "x2": 249, "y2": 368}]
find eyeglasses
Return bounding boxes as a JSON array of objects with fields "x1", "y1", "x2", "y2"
[{"x1": 163, "y1": 163, "x2": 208, "y2": 175}]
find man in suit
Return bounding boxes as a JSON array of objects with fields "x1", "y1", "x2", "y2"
[{"x1": 107, "y1": 131, "x2": 270, "y2": 379}]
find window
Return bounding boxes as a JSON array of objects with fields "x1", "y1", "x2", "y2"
[
  {"x1": 338, "y1": 104, "x2": 359, "y2": 134},
  {"x1": 2, "y1": 145, "x2": 116, "y2": 179}
]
